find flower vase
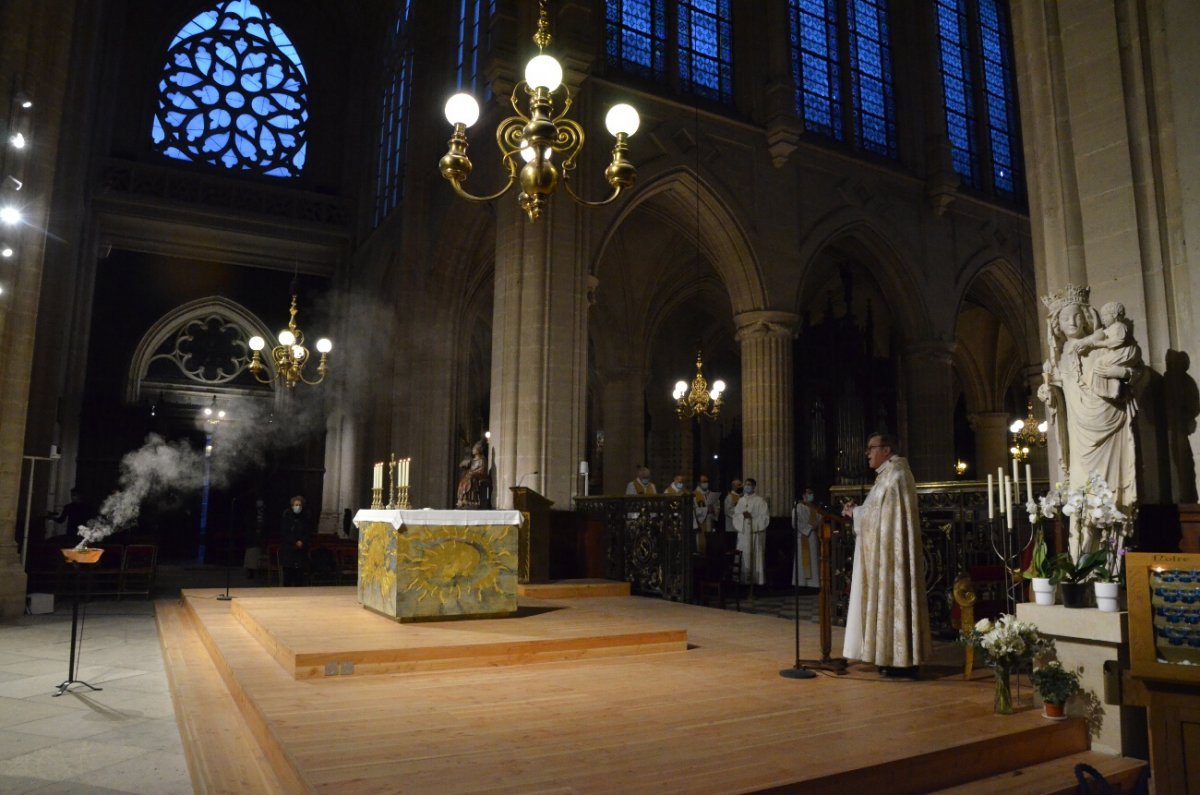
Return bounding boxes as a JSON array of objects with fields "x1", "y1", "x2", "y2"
[
  {"x1": 1031, "y1": 577, "x2": 1055, "y2": 606},
  {"x1": 993, "y1": 665, "x2": 1013, "y2": 715},
  {"x1": 1094, "y1": 581, "x2": 1120, "y2": 612}
]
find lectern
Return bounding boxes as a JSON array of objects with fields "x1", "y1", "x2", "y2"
[{"x1": 511, "y1": 486, "x2": 553, "y2": 583}]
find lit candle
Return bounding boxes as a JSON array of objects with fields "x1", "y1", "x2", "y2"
[
  {"x1": 987, "y1": 474, "x2": 994, "y2": 520},
  {"x1": 1026, "y1": 464, "x2": 1034, "y2": 506}
]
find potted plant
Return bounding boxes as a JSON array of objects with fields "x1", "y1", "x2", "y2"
[
  {"x1": 1030, "y1": 660, "x2": 1080, "y2": 719},
  {"x1": 961, "y1": 614, "x2": 1055, "y2": 714},
  {"x1": 1022, "y1": 491, "x2": 1059, "y2": 605},
  {"x1": 1048, "y1": 549, "x2": 1106, "y2": 607},
  {"x1": 1059, "y1": 473, "x2": 1131, "y2": 611}
]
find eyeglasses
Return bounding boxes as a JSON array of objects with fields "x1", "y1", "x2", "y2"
[{"x1": 865, "y1": 445, "x2": 886, "y2": 452}]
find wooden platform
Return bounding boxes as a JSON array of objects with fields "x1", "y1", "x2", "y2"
[
  {"x1": 229, "y1": 589, "x2": 684, "y2": 679},
  {"x1": 516, "y1": 578, "x2": 631, "y2": 598},
  {"x1": 162, "y1": 587, "x2": 1143, "y2": 793}
]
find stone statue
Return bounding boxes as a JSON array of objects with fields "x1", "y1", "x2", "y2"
[
  {"x1": 455, "y1": 440, "x2": 489, "y2": 509},
  {"x1": 1037, "y1": 285, "x2": 1142, "y2": 529}
]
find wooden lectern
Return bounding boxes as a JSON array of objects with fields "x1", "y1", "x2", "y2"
[{"x1": 511, "y1": 486, "x2": 553, "y2": 583}]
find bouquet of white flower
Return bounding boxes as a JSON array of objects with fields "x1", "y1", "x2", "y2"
[
  {"x1": 1028, "y1": 473, "x2": 1129, "y2": 583},
  {"x1": 961, "y1": 614, "x2": 1055, "y2": 714}
]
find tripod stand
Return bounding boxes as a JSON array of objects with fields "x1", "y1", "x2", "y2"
[{"x1": 54, "y1": 558, "x2": 103, "y2": 697}]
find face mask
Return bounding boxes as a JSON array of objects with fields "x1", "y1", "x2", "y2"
[
  {"x1": 804, "y1": 492, "x2": 814, "y2": 502},
  {"x1": 638, "y1": 478, "x2": 649, "y2": 486},
  {"x1": 292, "y1": 505, "x2": 302, "y2": 514},
  {"x1": 744, "y1": 486, "x2": 755, "y2": 495},
  {"x1": 699, "y1": 483, "x2": 709, "y2": 492}
]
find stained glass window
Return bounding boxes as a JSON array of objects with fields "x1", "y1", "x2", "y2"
[
  {"x1": 847, "y1": 0, "x2": 896, "y2": 158},
  {"x1": 605, "y1": 0, "x2": 667, "y2": 84},
  {"x1": 151, "y1": 1, "x2": 309, "y2": 177},
  {"x1": 935, "y1": 0, "x2": 1021, "y2": 196},
  {"x1": 374, "y1": 0, "x2": 413, "y2": 227},
  {"x1": 790, "y1": 0, "x2": 841, "y2": 140},
  {"x1": 677, "y1": 0, "x2": 733, "y2": 103},
  {"x1": 457, "y1": 0, "x2": 489, "y2": 96},
  {"x1": 789, "y1": 0, "x2": 896, "y2": 157}
]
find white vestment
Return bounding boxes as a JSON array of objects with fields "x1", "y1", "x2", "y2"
[
  {"x1": 842, "y1": 456, "x2": 932, "y2": 667},
  {"x1": 722, "y1": 492, "x2": 741, "y2": 533},
  {"x1": 732, "y1": 492, "x2": 769, "y2": 585},
  {"x1": 695, "y1": 489, "x2": 720, "y2": 532},
  {"x1": 791, "y1": 501, "x2": 820, "y2": 588}
]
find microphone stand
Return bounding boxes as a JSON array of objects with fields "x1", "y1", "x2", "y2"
[
  {"x1": 217, "y1": 494, "x2": 238, "y2": 601},
  {"x1": 780, "y1": 505, "x2": 816, "y2": 680}
]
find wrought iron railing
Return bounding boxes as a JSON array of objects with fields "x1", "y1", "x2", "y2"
[{"x1": 573, "y1": 495, "x2": 693, "y2": 602}]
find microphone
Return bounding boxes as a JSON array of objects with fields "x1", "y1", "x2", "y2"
[{"x1": 517, "y1": 471, "x2": 539, "y2": 488}]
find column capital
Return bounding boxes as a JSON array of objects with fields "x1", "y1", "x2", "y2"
[
  {"x1": 903, "y1": 338, "x2": 957, "y2": 364},
  {"x1": 734, "y1": 310, "x2": 800, "y2": 342}
]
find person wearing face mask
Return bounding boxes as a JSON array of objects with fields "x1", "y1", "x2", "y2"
[
  {"x1": 791, "y1": 488, "x2": 820, "y2": 588},
  {"x1": 693, "y1": 476, "x2": 721, "y2": 554},
  {"x1": 732, "y1": 478, "x2": 769, "y2": 586},
  {"x1": 279, "y1": 495, "x2": 312, "y2": 586},
  {"x1": 624, "y1": 466, "x2": 657, "y2": 496},
  {"x1": 722, "y1": 479, "x2": 743, "y2": 534},
  {"x1": 663, "y1": 473, "x2": 688, "y2": 495},
  {"x1": 839, "y1": 433, "x2": 930, "y2": 679}
]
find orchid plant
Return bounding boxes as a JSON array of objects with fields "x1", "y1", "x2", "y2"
[{"x1": 1025, "y1": 473, "x2": 1130, "y2": 584}]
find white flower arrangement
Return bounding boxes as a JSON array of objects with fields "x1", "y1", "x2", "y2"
[
  {"x1": 1025, "y1": 473, "x2": 1130, "y2": 583},
  {"x1": 962, "y1": 614, "x2": 1055, "y2": 670}
]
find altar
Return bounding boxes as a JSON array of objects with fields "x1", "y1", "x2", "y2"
[{"x1": 353, "y1": 509, "x2": 521, "y2": 622}]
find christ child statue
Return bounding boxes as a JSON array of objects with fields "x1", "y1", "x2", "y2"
[{"x1": 1080, "y1": 301, "x2": 1141, "y2": 399}]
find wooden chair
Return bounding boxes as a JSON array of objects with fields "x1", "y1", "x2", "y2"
[
  {"x1": 697, "y1": 548, "x2": 742, "y2": 612},
  {"x1": 119, "y1": 544, "x2": 158, "y2": 600}
]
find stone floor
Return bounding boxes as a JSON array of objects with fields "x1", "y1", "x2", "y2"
[{"x1": 0, "y1": 567, "x2": 825, "y2": 794}]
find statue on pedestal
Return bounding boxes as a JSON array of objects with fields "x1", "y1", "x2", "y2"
[
  {"x1": 455, "y1": 440, "x2": 490, "y2": 509},
  {"x1": 1037, "y1": 285, "x2": 1142, "y2": 553}
]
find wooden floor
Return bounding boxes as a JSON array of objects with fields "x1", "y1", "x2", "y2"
[{"x1": 169, "y1": 587, "x2": 1098, "y2": 794}]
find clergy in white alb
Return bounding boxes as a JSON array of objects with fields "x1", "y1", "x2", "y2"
[
  {"x1": 791, "y1": 490, "x2": 820, "y2": 588},
  {"x1": 722, "y1": 479, "x2": 743, "y2": 533},
  {"x1": 841, "y1": 435, "x2": 932, "y2": 671},
  {"x1": 733, "y1": 478, "x2": 769, "y2": 586}
]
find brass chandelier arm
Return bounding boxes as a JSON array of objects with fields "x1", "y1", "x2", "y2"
[
  {"x1": 559, "y1": 178, "x2": 624, "y2": 208},
  {"x1": 446, "y1": 175, "x2": 518, "y2": 205}
]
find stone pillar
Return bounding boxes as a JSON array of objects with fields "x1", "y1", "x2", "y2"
[
  {"x1": 971, "y1": 411, "x2": 1012, "y2": 481},
  {"x1": 599, "y1": 368, "x2": 644, "y2": 496},
  {"x1": 0, "y1": 0, "x2": 79, "y2": 619},
  {"x1": 735, "y1": 311, "x2": 798, "y2": 516},
  {"x1": 488, "y1": 200, "x2": 589, "y2": 509},
  {"x1": 903, "y1": 340, "x2": 957, "y2": 481}
]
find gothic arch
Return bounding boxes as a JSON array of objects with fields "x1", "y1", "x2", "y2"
[
  {"x1": 594, "y1": 167, "x2": 767, "y2": 316},
  {"x1": 126, "y1": 296, "x2": 276, "y2": 404},
  {"x1": 793, "y1": 208, "x2": 932, "y2": 342},
  {"x1": 954, "y1": 252, "x2": 1040, "y2": 364}
]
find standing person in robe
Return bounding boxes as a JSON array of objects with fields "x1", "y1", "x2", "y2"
[
  {"x1": 840, "y1": 434, "x2": 931, "y2": 678},
  {"x1": 723, "y1": 479, "x2": 743, "y2": 534},
  {"x1": 693, "y1": 475, "x2": 720, "y2": 554},
  {"x1": 662, "y1": 473, "x2": 688, "y2": 496},
  {"x1": 733, "y1": 478, "x2": 769, "y2": 586},
  {"x1": 624, "y1": 466, "x2": 657, "y2": 496},
  {"x1": 791, "y1": 488, "x2": 820, "y2": 588},
  {"x1": 279, "y1": 495, "x2": 313, "y2": 587}
]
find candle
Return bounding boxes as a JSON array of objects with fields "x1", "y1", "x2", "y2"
[
  {"x1": 1011, "y1": 457, "x2": 1020, "y2": 501},
  {"x1": 373, "y1": 462, "x2": 382, "y2": 490},
  {"x1": 1026, "y1": 464, "x2": 1034, "y2": 506},
  {"x1": 987, "y1": 474, "x2": 994, "y2": 520},
  {"x1": 1004, "y1": 477, "x2": 1013, "y2": 529},
  {"x1": 998, "y1": 471, "x2": 1006, "y2": 515},
  {"x1": 402, "y1": 458, "x2": 410, "y2": 487}
]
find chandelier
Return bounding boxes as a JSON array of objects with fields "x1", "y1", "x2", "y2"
[
  {"x1": 673, "y1": 351, "x2": 725, "y2": 421},
  {"x1": 438, "y1": 0, "x2": 639, "y2": 222},
  {"x1": 1009, "y1": 400, "x2": 1048, "y2": 462},
  {"x1": 247, "y1": 293, "x2": 332, "y2": 388}
]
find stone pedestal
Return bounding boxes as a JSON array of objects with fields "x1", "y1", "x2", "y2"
[{"x1": 1016, "y1": 603, "x2": 1147, "y2": 757}]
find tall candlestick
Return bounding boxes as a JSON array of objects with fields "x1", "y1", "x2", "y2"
[
  {"x1": 987, "y1": 474, "x2": 994, "y2": 520},
  {"x1": 1026, "y1": 464, "x2": 1034, "y2": 506},
  {"x1": 1012, "y1": 457, "x2": 1020, "y2": 501},
  {"x1": 998, "y1": 471, "x2": 1006, "y2": 514},
  {"x1": 373, "y1": 462, "x2": 382, "y2": 490},
  {"x1": 1004, "y1": 476, "x2": 1013, "y2": 529}
]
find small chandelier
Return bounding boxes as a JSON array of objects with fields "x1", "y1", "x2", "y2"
[
  {"x1": 673, "y1": 351, "x2": 725, "y2": 421},
  {"x1": 247, "y1": 293, "x2": 332, "y2": 388},
  {"x1": 438, "y1": 0, "x2": 639, "y2": 222},
  {"x1": 1009, "y1": 400, "x2": 1048, "y2": 462}
]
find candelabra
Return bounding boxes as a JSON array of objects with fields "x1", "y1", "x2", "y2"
[
  {"x1": 1009, "y1": 401, "x2": 1048, "y2": 462},
  {"x1": 673, "y1": 350, "x2": 726, "y2": 421},
  {"x1": 248, "y1": 292, "x2": 332, "y2": 388}
]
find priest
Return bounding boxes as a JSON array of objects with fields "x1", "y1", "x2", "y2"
[
  {"x1": 733, "y1": 477, "x2": 769, "y2": 586},
  {"x1": 840, "y1": 434, "x2": 931, "y2": 678},
  {"x1": 791, "y1": 488, "x2": 820, "y2": 588}
]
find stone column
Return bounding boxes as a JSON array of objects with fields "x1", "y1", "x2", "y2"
[
  {"x1": 0, "y1": 0, "x2": 79, "y2": 619},
  {"x1": 735, "y1": 311, "x2": 798, "y2": 516},
  {"x1": 971, "y1": 411, "x2": 1012, "y2": 481},
  {"x1": 599, "y1": 367, "x2": 644, "y2": 496},
  {"x1": 488, "y1": 200, "x2": 589, "y2": 508},
  {"x1": 903, "y1": 340, "x2": 957, "y2": 481}
]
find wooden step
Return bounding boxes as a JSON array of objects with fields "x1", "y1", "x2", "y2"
[
  {"x1": 517, "y1": 579, "x2": 631, "y2": 598},
  {"x1": 156, "y1": 599, "x2": 287, "y2": 794},
  {"x1": 931, "y1": 750, "x2": 1147, "y2": 794}
]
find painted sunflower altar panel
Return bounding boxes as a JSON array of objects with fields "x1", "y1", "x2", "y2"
[{"x1": 353, "y1": 509, "x2": 521, "y2": 622}]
